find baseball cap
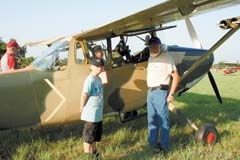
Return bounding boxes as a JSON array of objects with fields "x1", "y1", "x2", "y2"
[
  {"x1": 93, "y1": 45, "x2": 103, "y2": 53},
  {"x1": 148, "y1": 37, "x2": 161, "y2": 45},
  {"x1": 7, "y1": 40, "x2": 20, "y2": 48},
  {"x1": 91, "y1": 57, "x2": 104, "y2": 67}
]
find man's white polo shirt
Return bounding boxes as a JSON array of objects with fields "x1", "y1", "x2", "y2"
[{"x1": 147, "y1": 52, "x2": 176, "y2": 87}]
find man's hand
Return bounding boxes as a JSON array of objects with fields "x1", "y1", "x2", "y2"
[{"x1": 167, "y1": 94, "x2": 174, "y2": 103}]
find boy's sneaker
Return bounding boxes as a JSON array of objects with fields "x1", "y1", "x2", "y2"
[
  {"x1": 83, "y1": 151, "x2": 100, "y2": 160},
  {"x1": 91, "y1": 150, "x2": 100, "y2": 159}
]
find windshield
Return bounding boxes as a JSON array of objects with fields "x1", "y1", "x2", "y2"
[{"x1": 30, "y1": 39, "x2": 70, "y2": 70}]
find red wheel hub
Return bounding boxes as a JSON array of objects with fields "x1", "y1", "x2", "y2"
[{"x1": 207, "y1": 133, "x2": 215, "y2": 144}]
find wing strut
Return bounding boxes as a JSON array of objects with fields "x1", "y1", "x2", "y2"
[
  {"x1": 181, "y1": 23, "x2": 240, "y2": 81},
  {"x1": 183, "y1": 18, "x2": 240, "y2": 103},
  {"x1": 185, "y1": 17, "x2": 222, "y2": 103}
]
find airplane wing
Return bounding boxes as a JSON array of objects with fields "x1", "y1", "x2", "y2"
[
  {"x1": 24, "y1": 36, "x2": 65, "y2": 47},
  {"x1": 74, "y1": 0, "x2": 240, "y2": 41},
  {"x1": 24, "y1": 33, "x2": 78, "y2": 47}
]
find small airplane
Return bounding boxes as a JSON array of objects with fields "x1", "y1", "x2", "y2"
[
  {"x1": 218, "y1": 61, "x2": 239, "y2": 75},
  {"x1": 1, "y1": 0, "x2": 240, "y2": 146},
  {"x1": 223, "y1": 67, "x2": 238, "y2": 75}
]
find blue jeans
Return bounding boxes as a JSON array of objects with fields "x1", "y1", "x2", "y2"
[{"x1": 147, "y1": 89, "x2": 170, "y2": 150}]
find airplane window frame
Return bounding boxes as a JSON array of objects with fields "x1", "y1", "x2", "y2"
[
  {"x1": 75, "y1": 41, "x2": 85, "y2": 64},
  {"x1": 30, "y1": 39, "x2": 69, "y2": 71}
]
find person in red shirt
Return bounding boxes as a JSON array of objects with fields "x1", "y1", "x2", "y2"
[{"x1": 0, "y1": 39, "x2": 20, "y2": 72}]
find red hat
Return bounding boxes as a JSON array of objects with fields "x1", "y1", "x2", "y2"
[{"x1": 7, "y1": 40, "x2": 20, "y2": 48}]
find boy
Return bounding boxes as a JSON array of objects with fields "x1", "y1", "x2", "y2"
[
  {"x1": 80, "y1": 57, "x2": 105, "y2": 159},
  {"x1": 93, "y1": 45, "x2": 104, "y2": 59}
]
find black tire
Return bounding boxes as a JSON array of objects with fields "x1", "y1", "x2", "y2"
[{"x1": 195, "y1": 123, "x2": 218, "y2": 145}]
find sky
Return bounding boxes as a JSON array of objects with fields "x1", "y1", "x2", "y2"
[{"x1": 1, "y1": 0, "x2": 240, "y2": 63}]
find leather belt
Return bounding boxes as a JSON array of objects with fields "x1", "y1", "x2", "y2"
[{"x1": 148, "y1": 85, "x2": 169, "y2": 91}]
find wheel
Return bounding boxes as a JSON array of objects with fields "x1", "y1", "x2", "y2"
[
  {"x1": 123, "y1": 110, "x2": 138, "y2": 119},
  {"x1": 195, "y1": 123, "x2": 218, "y2": 145},
  {"x1": 118, "y1": 110, "x2": 138, "y2": 123}
]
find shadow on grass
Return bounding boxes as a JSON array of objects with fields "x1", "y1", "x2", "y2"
[
  {"x1": 105, "y1": 92, "x2": 240, "y2": 159},
  {"x1": 0, "y1": 121, "x2": 85, "y2": 159},
  {"x1": 174, "y1": 92, "x2": 240, "y2": 125},
  {"x1": 0, "y1": 92, "x2": 239, "y2": 159}
]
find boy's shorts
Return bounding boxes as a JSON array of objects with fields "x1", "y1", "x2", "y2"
[{"x1": 83, "y1": 121, "x2": 102, "y2": 144}]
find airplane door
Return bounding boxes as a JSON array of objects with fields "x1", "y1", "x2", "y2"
[
  {"x1": 30, "y1": 46, "x2": 70, "y2": 125},
  {"x1": 41, "y1": 51, "x2": 70, "y2": 125},
  {"x1": 107, "y1": 62, "x2": 148, "y2": 112},
  {"x1": 40, "y1": 70, "x2": 70, "y2": 125}
]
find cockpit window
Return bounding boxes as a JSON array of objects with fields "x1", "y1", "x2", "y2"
[
  {"x1": 30, "y1": 39, "x2": 69, "y2": 71},
  {"x1": 76, "y1": 42, "x2": 85, "y2": 64}
]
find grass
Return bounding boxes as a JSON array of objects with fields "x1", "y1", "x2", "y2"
[{"x1": 0, "y1": 70, "x2": 240, "y2": 160}]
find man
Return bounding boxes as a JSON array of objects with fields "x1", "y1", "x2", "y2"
[
  {"x1": 1, "y1": 39, "x2": 20, "y2": 72},
  {"x1": 80, "y1": 57, "x2": 105, "y2": 159},
  {"x1": 146, "y1": 36, "x2": 180, "y2": 152}
]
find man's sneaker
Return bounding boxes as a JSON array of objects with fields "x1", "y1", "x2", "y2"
[
  {"x1": 150, "y1": 145, "x2": 162, "y2": 153},
  {"x1": 159, "y1": 146, "x2": 168, "y2": 155},
  {"x1": 150, "y1": 145, "x2": 168, "y2": 154}
]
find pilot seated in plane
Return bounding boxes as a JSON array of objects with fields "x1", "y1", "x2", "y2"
[
  {"x1": 131, "y1": 48, "x2": 149, "y2": 63},
  {"x1": 114, "y1": 39, "x2": 132, "y2": 64},
  {"x1": 117, "y1": 40, "x2": 131, "y2": 60},
  {"x1": 131, "y1": 35, "x2": 168, "y2": 63},
  {"x1": 132, "y1": 35, "x2": 150, "y2": 63}
]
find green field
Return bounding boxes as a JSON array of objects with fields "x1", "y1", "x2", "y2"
[{"x1": 0, "y1": 70, "x2": 239, "y2": 160}]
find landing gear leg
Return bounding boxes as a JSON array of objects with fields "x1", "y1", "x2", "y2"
[{"x1": 168, "y1": 103, "x2": 218, "y2": 145}]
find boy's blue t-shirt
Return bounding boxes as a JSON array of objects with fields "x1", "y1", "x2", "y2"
[{"x1": 81, "y1": 74, "x2": 103, "y2": 122}]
